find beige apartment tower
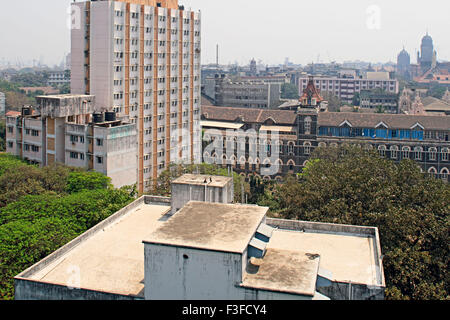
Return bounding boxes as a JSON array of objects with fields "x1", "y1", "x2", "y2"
[{"x1": 71, "y1": 0, "x2": 202, "y2": 192}]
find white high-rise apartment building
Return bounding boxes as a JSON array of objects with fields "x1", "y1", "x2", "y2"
[{"x1": 71, "y1": 0, "x2": 202, "y2": 193}]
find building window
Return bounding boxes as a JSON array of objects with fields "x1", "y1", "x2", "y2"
[
  {"x1": 402, "y1": 147, "x2": 410, "y2": 159},
  {"x1": 414, "y1": 147, "x2": 423, "y2": 160},
  {"x1": 442, "y1": 148, "x2": 449, "y2": 162},
  {"x1": 378, "y1": 145, "x2": 386, "y2": 157},
  {"x1": 429, "y1": 147, "x2": 437, "y2": 161},
  {"x1": 96, "y1": 139, "x2": 103, "y2": 146},
  {"x1": 304, "y1": 117, "x2": 312, "y2": 135},
  {"x1": 304, "y1": 142, "x2": 312, "y2": 155},
  {"x1": 288, "y1": 143, "x2": 294, "y2": 155},
  {"x1": 96, "y1": 156, "x2": 103, "y2": 164},
  {"x1": 390, "y1": 146, "x2": 398, "y2": 159}
]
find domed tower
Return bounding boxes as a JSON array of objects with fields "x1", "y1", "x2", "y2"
[
  {"x1": 397, "y1": 47, "x2": 411, "y2": 79},
  {"x1": 418, "y1": 32, "x2": 434, "y2": 70}
]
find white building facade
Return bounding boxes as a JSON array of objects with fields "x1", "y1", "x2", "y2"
[
  {"x1": 298, "y1": 74, "x2": 399, "y2": 104},
  {"x1": 71, "y1": 0, "x2": 202, "y2": 192}
]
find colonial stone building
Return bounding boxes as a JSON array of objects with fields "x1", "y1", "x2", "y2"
[{"x1": 201, "y1": 79, "x2": 450, "y2": 182}]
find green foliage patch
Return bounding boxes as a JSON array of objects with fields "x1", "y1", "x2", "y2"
[{"x1": 0, "y1": 154, "x2": 134, "y2": 299}]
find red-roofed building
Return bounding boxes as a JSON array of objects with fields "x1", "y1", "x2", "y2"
[{"x1": 299, "y1": 76, "x2": 324, "y2": 108}]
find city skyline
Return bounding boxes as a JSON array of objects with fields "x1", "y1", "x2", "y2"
[{"x1": 0, "y1": 0, "x2": 449, "y2": 67}]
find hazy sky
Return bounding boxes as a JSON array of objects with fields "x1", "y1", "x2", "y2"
[{"x1": 1, "y1": 0, "x2": 449, "y2": 66}]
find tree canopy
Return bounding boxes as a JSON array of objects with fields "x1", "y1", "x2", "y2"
[
  {"x1": 281, "y1": 83, "x2": 299, "y2": 99},
  {"x1": 0, "y1": 154, "x2": 135, "y2": 299},
  {"x1": 251, "y1": 145, "x2": 449, "y2": 300}
]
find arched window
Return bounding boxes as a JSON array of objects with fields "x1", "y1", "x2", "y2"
[
  {"x1": 288, "y1": 142, "x2": 295, "y2": 155},
  {"x1": 378, "y1": 145, "x2": 386, "y2": 157},
  {"x1": 277, "y1": 140, "x2": 283, "y2": 154},
  {"x1": 390, "y1": 146, "x2": 398, "y2": 159},
  {"x1": 414, "y1": 147, "x2": 423, "y2": 160},
  {"x1": 318, "y1": 142, "x2": 326, "y2": 148},
  {"x1": 428, "y1": 166, "x2": 437, "y2": 177},
  {"x1": 275, "y1": 159, "x2": 283, "y2": 173},
  {"x1": 287, "y1": 160, "x2": 295, "y2": 171},
  {"x1": 303, "y1": 141, "x2": 312, "y2": 155},
  {"x1": 440, "y1": 167, "x2": 449, "y2": 180},
  {"x1": 239, "y1": 156, "x2": 246, "y2": 169},
  {"x1": 304, "y1": 116, "x2": 312, "y2": 134},
  {"x1": 442, "y1": 148, "x2": 449, "y2": 162},
  {"x1": 429, "y1": 147, "x2": 437, "y2": 161},
  {"x1": 402, "y1": 146, "x2": 410, "y2": 159}
]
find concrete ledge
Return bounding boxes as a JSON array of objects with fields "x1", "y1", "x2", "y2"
[
  {"x1": 266, "y1": 218, "x2": 376, "y2": 237},
  {"x1": 144, "y1": 195, "x2": 171, "y2": 206},
  {"x1": 15, "y1": 278, "x2": 141, "y2": 300}
]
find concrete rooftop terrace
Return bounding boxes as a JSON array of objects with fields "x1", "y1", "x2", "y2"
[
  {"x1": 15, "y1": 197, "x2": 171, "y2": 298},
  {"x1": 241, "y1": 248, "x2": 321, "y2": 297},
  {"x1": 171, "y1": 174, "x2": 233, "y2": 188},
  {"x1": 143, "y1": 201, "x2": 268, "y2": 253},
  {"x1": 266, "y1": 219, "x2": 384, "y2": 287}
]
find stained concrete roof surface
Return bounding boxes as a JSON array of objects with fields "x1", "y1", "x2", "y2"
[
  {"x1": 172, "y1": 174, "x2": 233, "y2": 188},
  {"x1": 143, "y1": 201, "x2": 268, "y2": 253},
  {"x1": 267, "y1": 230, "x2": 380, "y2": 286},
  {"x1": 24, "y1": 204, "x2": 171, "y2": 298},
  {"x1": 242, "y1": 248, "x2": 320, "y2": 297}
]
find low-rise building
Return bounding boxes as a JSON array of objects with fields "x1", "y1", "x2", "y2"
[
  {"x1": 205, "y1": 75, "x2": 281, "y2": 109},
  {"x1": 5, "y1": 94, "x2": 137, "y2": 188},
  {"x1": 14, "y1": 174, "x2": 385, "y2": 300},
  {"x1": 298, "y1": 72, "x2": 399, "y2": 105},
  {"x1": 47, "y1": 70, "x2": 70, "y2": 87},
  {"x1": 359, "y1": 90, "x2": 399, "y2": 113}
]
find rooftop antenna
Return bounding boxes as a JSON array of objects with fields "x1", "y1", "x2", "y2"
[{"x1": 216, "y1": 44, "x2": 219, "y2": 69}]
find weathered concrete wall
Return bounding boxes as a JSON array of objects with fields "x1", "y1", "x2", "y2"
[
  {"x1": 317, "y1": 281, "x2": 385, "y2": 300},
  {"x1": 15, "y1": 279, "x2": 140, "y2": 300},
  {"x1": 171, "y1": 180, "x2": 234, "y2": 214},
  {"x1": 266, "y1": 218, "x2": 376, "y2": 237},
  {"x1": 36, "y1": 95, "x2": 96, "y2": 118},
  {"x1": 144, "y1": 195, "x2": 171, "y2": 207},
  {"x1": 144, "y1": 244, "x2": 244, "y2": 300}
]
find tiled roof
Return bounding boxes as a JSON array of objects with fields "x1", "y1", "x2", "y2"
[
  {"x1": 202, "y1": 106, "x2": 296, "y2": 125},
  {"x1": 5, "y1": 111, "x2": 21, "y2": 117},
  {"x1": 318, "y1": 112, "x2": 450, "y2": 130},
  {"x1": 201, "y1": 107, "x2": 450, "y2": 131}
]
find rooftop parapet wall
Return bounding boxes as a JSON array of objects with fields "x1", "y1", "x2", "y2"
[
  {"x1": 15, "y1": 195, "x2": 169, "y2": 281},
  {"x1": 266, "y1": 218, "x2": 385, "y2": 289},
  {"x1": 35, "y1": 95, "x2": 96, "y2": 118}
]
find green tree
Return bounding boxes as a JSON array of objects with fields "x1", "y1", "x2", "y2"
[
  {"x1": 0, "y1": 188, "x2": 134, "y2": 299},
  {"x1": 65, "y1": 171, "x2": 112, "y2": 193},
  {"x1": 321, "y1": 91, "x2": 342, "y2": 112},
  {"x1": 352, "y1": 92, "x2": 360, "y2": 106},
  {"x1": 281, "y1": 83, "x2": 299, "y2": 99},
  {"x1": 263, "y1": 145, "x2": 449, "y2": 300}
]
